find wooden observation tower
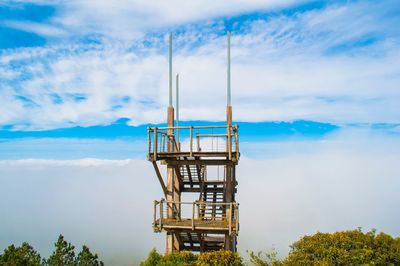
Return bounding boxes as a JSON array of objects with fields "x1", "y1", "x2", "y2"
[{"x1": 148, "y1": 32, "x2": 240, "y2": 253}]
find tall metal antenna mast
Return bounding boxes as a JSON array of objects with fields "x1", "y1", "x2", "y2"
[
  {"x1": 169, "y1": 33, "x2": 173, "y2": 107},
  {"x1": 176, "y1": 73, "x2": 179, "y2": 142},
  {"x1": 226, "y1": 32, "x2": 232, "y2": 128},
  {"x1": 227, "y1": 31, "x2": 231, "y2": 107}
]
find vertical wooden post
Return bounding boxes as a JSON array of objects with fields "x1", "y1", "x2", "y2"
[
  {"x1": 148, "y1": 128, "x2": 151, "y2": 159},
  {"x1": 154, "y1": 128, "x2": 158, "y2": 160},
  {"x1": 166, "y1": 106, "x2": 181, "y2": 253},
  {"x1": 154, "y1": 200, "x2": 157, "y2": 229},
  {"x1": 160, "y1": 200, "x2": 163, "y2": 229}
]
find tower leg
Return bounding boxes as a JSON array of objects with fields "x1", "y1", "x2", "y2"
[
  {"x1": 224, "y1": 234, "x2": 236, "y2": 251},
  {"x1": 166, "y1": 106, "x2": 181, "y2": 254}
]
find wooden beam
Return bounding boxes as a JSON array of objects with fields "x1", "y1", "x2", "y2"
[
  {"x1": 195, "y1": 163, "x2": 202, "y2": 182},
  {"x1": 168, "y1": 159, "x2": 235, "y2": 166},
  {"x1": 186, "y1": 165, "x2": 193, "y2": 188},
  {"x1": 174, "y1": 166, "x2": 184, "y2": 188},
  {"x1": 197, "y1": 233, "x2": 204, "y2": 253},
  {"x1": 152, "y1": 161, "x2": 167, "y2": 197},
  {"x1": 187, "y1": 232, "x2": 194, "y2": 248},
  {"x1": 174, "y1": 232, "x2": 183, "y2": 250}
]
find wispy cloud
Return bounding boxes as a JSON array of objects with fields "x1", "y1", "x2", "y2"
[
  {"x1": 0, "y1": 1, "x2": 399, "y2": 130},
  {"x1": 1, "y1": 20, "x2": 66, "y2": 37}
]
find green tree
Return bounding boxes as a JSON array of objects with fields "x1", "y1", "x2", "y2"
[
  {"x1": 283, "y1": 229, "x2": 400, "y2": 266},
  {"x1": 140, "y1": 248, "x2": 162, "y2": 266},
  {"x1": 46, "y1": 235, "x2": 76, "y2": 266},
  {"x1": 248, "y1": 250, "x2": 282, "y2": 266},
  {"x1": 0, "y1": 242, "x2": 42, "y2": 266},
  {"x1": 76, "y1": 245, "x2": 103, "y2": 266},
  {"x1": 197, "y1": 250, "x2": 243, "y2": 266},
  {"x1": 140, "y1": 249, "x2": 197, "y2": 266},
  {"x1": 160, "y1": 251, "x2": 197, "y2": 266}
]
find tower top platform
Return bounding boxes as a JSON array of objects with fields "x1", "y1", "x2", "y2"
[{"x1": 147, "y1": 124, "x2": 240, "y2": 164}]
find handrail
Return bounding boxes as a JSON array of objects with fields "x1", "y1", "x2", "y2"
[
  {"x1": 160, "y1": 199, "x2": 238, "y2": 206},
  {"x1": 148, "y1": 124, "x2": 240, "y2": 161},
  {"x1": 153, "y1": 199, "x2": 239, "y2": 235},
  {"x1": 149, "y1": 125, "x2": 232, "y2": 130}
]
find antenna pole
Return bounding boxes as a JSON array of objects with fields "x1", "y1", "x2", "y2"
[
  {"x1": 176, "y1": 73, "x2": 179, "y2": 142},
  {"x1": 227, "y1": 31, "x2": 231, "y2": 107},
  {"x1": 169, "y1": 33, "x2": 173, "y2": 107},
  {"x1": 226, "y1": 32, "x2": 232, "y2": 128}
]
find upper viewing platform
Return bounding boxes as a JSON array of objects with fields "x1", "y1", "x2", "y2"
[{"x1": 147, "y1": 124, "x2": 240, "y2": 163}]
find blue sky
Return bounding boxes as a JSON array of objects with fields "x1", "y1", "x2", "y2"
[
  {"x1": 1, "y1": 1, "x2": 400, "y2": 265},
  {"x1": 1, "y1": 0, "x2": 400, "y2": 158}
]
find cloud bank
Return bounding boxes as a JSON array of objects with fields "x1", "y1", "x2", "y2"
[{"x1": 1, "y1": 132, "x2": 399, "y2": 264}]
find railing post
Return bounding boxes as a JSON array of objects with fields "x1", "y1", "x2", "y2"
[
  {"x1": 154, "y1": 128, "x2": 158, "y2": 160},
  {"x1": 189, "y1": 126, "x2": 193, "y2": 157},
  {"x1": 228, "y1": 125, "x2": 232, "y2": 160},
  {"x1": 154, "y1": 200, "x2": 157, "y2": 229},
  {"x1": 160, "y1": 199, "x2": 163, "y2": 230},
  {"x1": 148, "y1": 128, "x2": 151, "y2": 159},
  {"x1": 229, "y1": 203, "x2": 233, "y2": 236},
  {"x1": 192, "y1": 202, "x2": 195, "y2": 230},
  {"x1": 235, "y1": 203, "x2": 239, "y2": 234},
  {"x1": 161, "y1": 134, "x2": 165, "y2": 152},
  {"x1": 235, "y1": 127, "x2": 239, "y2": 159},
  {"x1": 196, "y1": 133, "x2": 200, "y2": 152}
]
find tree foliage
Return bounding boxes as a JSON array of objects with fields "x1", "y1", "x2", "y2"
[
  {"x1": 140, "y1": 249, "x2": 242, "y2": 266},
  {"x1": 1, "y1": 229, "x2": 399, "y2": 265},
  {"x1": 0, "y1": 242, "x2": 42, "y2": 266},
  {"x1": 76, "y1": 245, "x2": 104, "y2": 266},
  {"x1": 46, "y1": 235, "x2": 76, "y2": 266},
  {"x1": 1, "y1": 234, "x2": 101, "y2": 266},
  {"x1": 140, "y1": 249, "x2": 197, "y2": 266},
  {"x1": 283, "y1": 229, "x2": 400, "y2": 265},
  {"x1": 248, "y1": 249, "x2": 282, "y2": 266},
  {"x1": 249, "y1": 229, "x2": 400, "y2": 266},
  {"x1": 140, "y1": 248, "x2": 163, "y2": 266},
  {"x1": 197, "y1": 250, "x2": 243, "y2": 266}
]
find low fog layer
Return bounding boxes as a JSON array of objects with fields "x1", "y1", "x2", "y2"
[{"x1": 0, "y1": 132, "x2": 399, "y2": 265}]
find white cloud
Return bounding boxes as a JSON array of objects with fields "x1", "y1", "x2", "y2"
[
  {"x1": 0, "y1": 158, "x2": 132, "y2": 167},
  {"x1": 50, "y1": 0, "x2": 307, "y2": 39},
  {"x1": 1, "y1": 20, "x2": 66, "y2": 37},
  {"x1": 0, "y1": 1, "x2": 399, "y2": 130}
]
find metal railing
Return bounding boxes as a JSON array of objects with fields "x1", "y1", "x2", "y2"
[
  {"x1": 147, "y1": 125, "x2": 239, "y2": 161},
  {"x1": 153, "y1": 199, "x2": 239, "y2": 235}
]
